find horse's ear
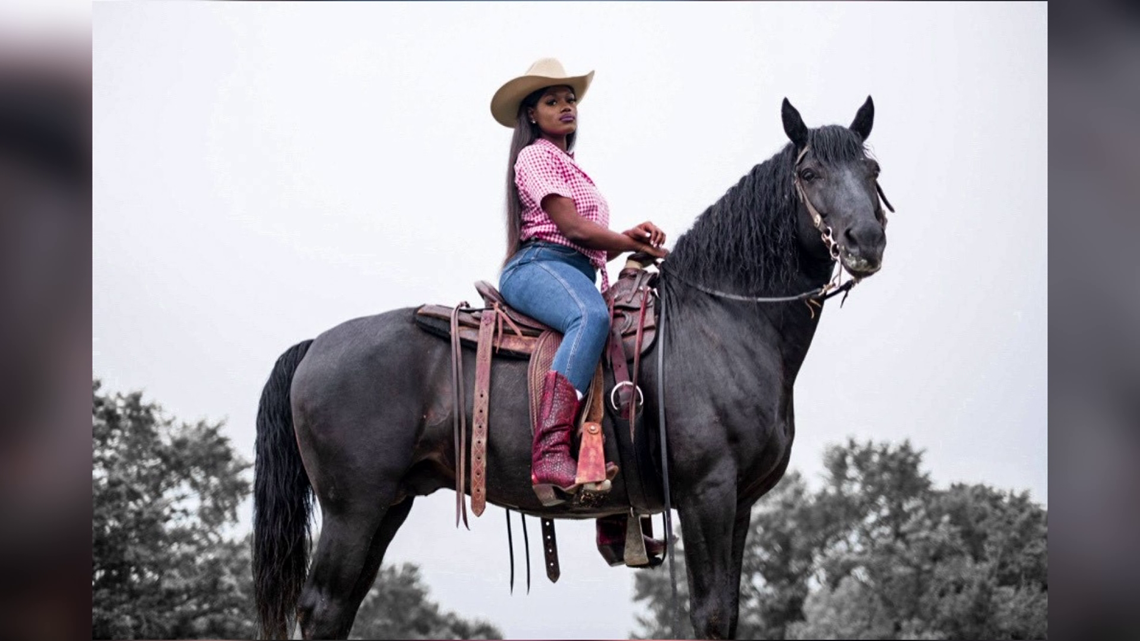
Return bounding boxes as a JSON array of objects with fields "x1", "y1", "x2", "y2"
[
  {"x1": 781, "y1": 98, "x2": 808, "y2": 149},
  {"x1": 850, "y1": 95, "x2": 874, "y2": 141}
]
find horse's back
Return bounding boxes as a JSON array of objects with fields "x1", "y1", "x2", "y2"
[
  {"x1": 289, "y1": 308, "x2": 451, "y2": 486},
  {"x1": 293, "y1": 307, "x2": 442, "y2": 402}
]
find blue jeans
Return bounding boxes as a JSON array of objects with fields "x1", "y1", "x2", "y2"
[{"x1": 499, "y1": 241, "x2": 610, "y2": 394}]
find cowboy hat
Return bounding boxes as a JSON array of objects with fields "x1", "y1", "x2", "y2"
[{"x1": 490, "y1": 58, "x2": 595, "y2": 128}]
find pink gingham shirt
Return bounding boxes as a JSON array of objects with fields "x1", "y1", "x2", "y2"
[{"x1": 515, "y1": 138, "x2": 611, "y2": 291}]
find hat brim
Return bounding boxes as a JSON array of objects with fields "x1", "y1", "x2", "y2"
[{"x1": 490, "y1": 70, "x2": 594, "y2": 128}]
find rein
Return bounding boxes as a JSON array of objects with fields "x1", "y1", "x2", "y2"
[
  {"x1": 656, "y1": 293, "x2": 680, "y2": 639},
  {"x1": 658, "y1": 263, "x2": 858, "y2": 305}
]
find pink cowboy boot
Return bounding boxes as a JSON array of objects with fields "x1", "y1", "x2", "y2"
[{"x1": 531, "y1": 370, "x2": 581, "y2": 506}]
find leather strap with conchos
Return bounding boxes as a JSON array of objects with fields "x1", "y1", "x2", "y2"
[{"x1": 471, "y1": 308, "x2": 496, "y2": 517}]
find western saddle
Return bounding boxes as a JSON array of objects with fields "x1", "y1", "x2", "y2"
[
  {"x1": 414, "y1": 261, "x2": 658, "y2": 363},
  {"x1": 412, "y1": 255, "x2": 662, "y2": 578}
]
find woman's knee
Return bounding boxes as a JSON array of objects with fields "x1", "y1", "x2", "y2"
[
  {"x1": 579, "y1": 300, "x2": 611, "y2": 343},
  {"x1": 585, "y1": 300, "x2": 610, "y2": 329}
]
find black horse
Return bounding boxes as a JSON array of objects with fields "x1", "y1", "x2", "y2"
[{"x1": 253, "y1": 97, "x2": 889, "y2": 640}]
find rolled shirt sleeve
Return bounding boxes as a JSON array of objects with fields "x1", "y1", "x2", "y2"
[{"x1": 515, "y1": 144, "x2": 573, "y2": 208}]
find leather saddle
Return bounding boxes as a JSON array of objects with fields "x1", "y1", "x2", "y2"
[{"x1": 413, "y1": 260, "x2": 659, "y2": 362}]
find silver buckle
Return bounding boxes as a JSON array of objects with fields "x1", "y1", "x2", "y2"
[{"x1": 609, "y1": 381, "x2": 644, "y2": 412}]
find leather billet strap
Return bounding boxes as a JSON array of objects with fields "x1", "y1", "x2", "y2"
[
  {"x1": 541, "y1": 517, "x2": 560, "y2": 583},
  {"x1": 471, "y1": 308, "x2": 496, "y2": 517}
]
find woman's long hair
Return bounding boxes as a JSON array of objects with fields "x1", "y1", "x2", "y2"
[{"x1": 503, "y1": 87, "x2": 578, "y2": 266}]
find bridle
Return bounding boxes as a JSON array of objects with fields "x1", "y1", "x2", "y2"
[
  {"x1": 794, "y1": 145, "x2": 845, "y2": 263},
  {"x1": 793, "y1": 143, "x2": 895, "y2": 292},
  {"x1": 660, "y1": 143, "x2": 895, "y2": 312}
]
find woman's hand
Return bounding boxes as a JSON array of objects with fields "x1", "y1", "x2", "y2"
[
  {"x1": 623, "y1": 222, "x2": 667, "y2": 249},
  {"x1": 622, "y1": 222, "x2": 669, "y2": 259}
]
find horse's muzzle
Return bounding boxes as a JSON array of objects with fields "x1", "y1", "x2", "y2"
[
  {"x1": 839, "y1": 221, "x2": 885, "y2": 277},
  {"x1": 840, "y1": 249, "x2": 883, "y2": 277}
]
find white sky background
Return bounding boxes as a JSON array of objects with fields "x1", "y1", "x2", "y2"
[{"x1": 93, "y1": 2, "x2": 1047, "y2": 638}]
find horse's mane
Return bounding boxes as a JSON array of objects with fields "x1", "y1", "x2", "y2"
[{"x1": 666, "y1": 125, "x2": 868, "y2": 295}]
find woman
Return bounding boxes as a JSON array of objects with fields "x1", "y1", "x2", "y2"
[{"x1": 491, "y1": 58, "x2": 669, "y2": 508}]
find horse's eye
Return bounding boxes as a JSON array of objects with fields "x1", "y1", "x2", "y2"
[{"x1": 800, "y1": 168, "x2": 817, "y2": 182}]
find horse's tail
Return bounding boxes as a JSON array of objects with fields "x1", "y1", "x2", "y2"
[{"x1": 252, "y1": 339, "x2": 314, "y2": 640}]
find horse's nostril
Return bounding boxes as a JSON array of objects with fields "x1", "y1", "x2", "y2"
[{"x1": 843, "y1": 223, "x2": 886, "y2": 254}]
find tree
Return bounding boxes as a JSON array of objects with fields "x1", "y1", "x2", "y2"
[
  {"x1": 93, "y1": 380, "x2": 504, "y2": 640},
  {"x1": 351, "y1": 563, "x2": 502, "y2": 640},
  {"x1": 632, "y1": 439, "x2": 1048, "y2": 640},
  {"x1": 788, "y1": 443, "x2": 1048, "y2": 640},
  {"x1": 92, "y1": 380, "x2": 254, "y2": 639}
]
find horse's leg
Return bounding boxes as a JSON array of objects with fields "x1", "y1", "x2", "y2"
[
  {"x1": 723, "y1": 451, "x2": 792, "y2": 638},
  {"x1": 678, "y1": 474, "x2": 740, "y2": 640},
  {"x1": 342, "y1": 497, "x2": 416, "y2": 625},
  {"x1": 719, "y1": 449, "x2": 794, "y2": 639},
  {"x1": 296, "y1": 505, "x2": 389, "y2": 640},
  {"x1": 296, "y1": 474, "x2": 415, "y2": 639},
  {"x1": 725, "y1": 509, "x2": 751, "y2": 639}
]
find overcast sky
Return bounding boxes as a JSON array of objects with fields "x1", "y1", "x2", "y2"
[{"x1": 93, "y1": 2, "x2": 1046, "y2": 638}]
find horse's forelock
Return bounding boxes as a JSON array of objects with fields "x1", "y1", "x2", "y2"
[{"x1": 806, "y1": 125, "x2": 870, "y2": 165}]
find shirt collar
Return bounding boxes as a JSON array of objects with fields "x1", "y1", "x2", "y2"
[{"x1": 535, "y1": 137, "x2": 574, "y2": 159}]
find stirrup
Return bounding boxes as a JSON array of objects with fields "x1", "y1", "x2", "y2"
[
  {"x1": 531, "y1": 479, "x2": 581, "y2": 506},
  {"x1": 580, "y1": 461, "x2": 620, "y2": 494}
]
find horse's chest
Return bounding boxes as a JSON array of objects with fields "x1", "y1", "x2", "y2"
[{"x1": 710, "y1": 393, "x2": 793, "y2": 486}]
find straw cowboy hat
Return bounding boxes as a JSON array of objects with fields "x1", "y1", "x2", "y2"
[{"x1": 490, "y1": 58, "x2": 595, "y2": 128}]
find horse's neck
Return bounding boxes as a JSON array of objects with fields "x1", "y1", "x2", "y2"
[
  {"x1": 772, "y1": 276, "x2": 827, "y2": 384},
  {"x1": 662, "y1": 262, "x2": 831, "y2": 384}
]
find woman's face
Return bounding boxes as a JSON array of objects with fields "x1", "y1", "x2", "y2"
[{"x1": 528, "y1": 85, "x2": 577, "y2": 137}]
